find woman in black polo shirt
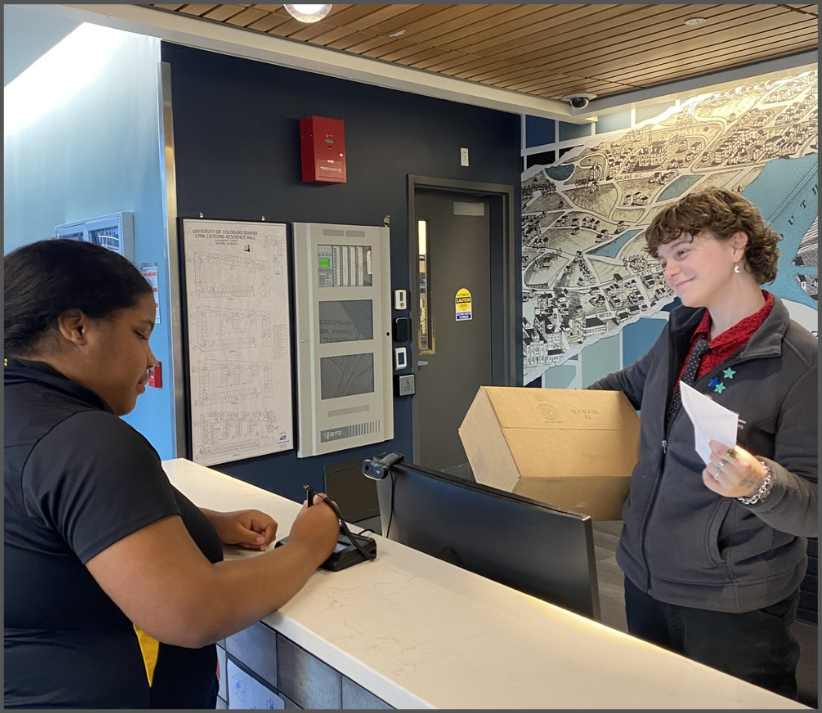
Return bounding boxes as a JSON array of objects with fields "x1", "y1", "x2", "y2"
[{"x1": 4, "y1": 240, "x2": 339, "y2": 708}]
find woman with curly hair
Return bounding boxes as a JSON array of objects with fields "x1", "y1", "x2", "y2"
[{"x1": 590, "y1": 187, "x2": 817, "y2": 698}]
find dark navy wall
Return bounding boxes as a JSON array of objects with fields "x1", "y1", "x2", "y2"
[{"x1": 162, "y1": 43, "x2": 522, "y2": 501}]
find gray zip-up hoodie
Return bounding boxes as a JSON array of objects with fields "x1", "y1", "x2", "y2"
[{"x1": 590, "y1": 294, "x2": 817, "y2": 613}]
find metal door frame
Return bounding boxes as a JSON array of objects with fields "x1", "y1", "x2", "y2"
[
  {"x1": 159, "y1": 60, "x2": 187, "y2": 458},
  {"x1": 407, "y1": 175, "x2": 517, "y2": 463}
]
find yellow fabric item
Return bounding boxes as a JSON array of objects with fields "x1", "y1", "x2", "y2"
[{"x1": 133, "y1": 624, "x2": 160, "y2": 686}]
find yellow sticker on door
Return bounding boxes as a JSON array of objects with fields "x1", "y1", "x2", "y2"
[{"x1": 455, "y1": 288, "x2": 472, "y2": 321}]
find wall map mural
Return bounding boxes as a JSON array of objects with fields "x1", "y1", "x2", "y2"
[{"x1": 522, "y1": 71, "x2": 818, "y2": 385}]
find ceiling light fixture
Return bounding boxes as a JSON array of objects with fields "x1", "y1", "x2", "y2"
[
  {"x1": 283, "y1": 4, "x2": 332, "y2": 23},
  {"x1": 388, "y1": 30, "x2": 406, "y2": 38},
  {"x1": 684, "y1": 17, "x2": 707, "y2": 26}
]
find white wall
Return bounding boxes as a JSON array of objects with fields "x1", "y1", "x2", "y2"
[{"x1": 3, "y1": 6, "x2": 79, "y2": 87}]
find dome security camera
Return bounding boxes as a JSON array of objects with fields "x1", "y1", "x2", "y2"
[{"x1": 562, "y1": 93, "x2": 597, "y2": 109}]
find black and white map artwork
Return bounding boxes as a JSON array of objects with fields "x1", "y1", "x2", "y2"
[{"x1": 522, "y1": 71, "x2": 818, "y2": 383}]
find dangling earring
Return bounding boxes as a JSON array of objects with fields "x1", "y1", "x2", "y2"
[{"x1": 734, "y1": 264, "x2": 741, "y2": 274}]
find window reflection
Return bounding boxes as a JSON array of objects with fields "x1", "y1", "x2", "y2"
[{"x1": 418, "y1": 220, "x2": 433, "y2": 354}]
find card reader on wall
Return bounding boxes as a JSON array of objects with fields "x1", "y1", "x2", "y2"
[{"x1": 393, "y1": 317, "x2": 411, "y2": 342}]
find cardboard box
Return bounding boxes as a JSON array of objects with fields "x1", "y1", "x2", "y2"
[{"x1": 459, "y1": 386, "x2": 640, "y2": 521}]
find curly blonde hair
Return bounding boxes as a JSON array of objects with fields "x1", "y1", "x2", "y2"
[{"x1": 644, "y1": 187, "x2": 780, "y2": 284}]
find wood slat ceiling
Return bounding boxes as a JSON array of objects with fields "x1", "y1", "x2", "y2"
[{"x1": 148, "y1": 4, "x2": 818, "y2": 101}]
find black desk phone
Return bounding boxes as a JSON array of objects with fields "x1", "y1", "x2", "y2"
[{"x1": 274, "y1": 486, "x2": 377, "y2": 572}]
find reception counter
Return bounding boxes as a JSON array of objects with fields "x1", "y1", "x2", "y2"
[{"x1": 164, "y1": 458, "x2": 806, "y2": 710}]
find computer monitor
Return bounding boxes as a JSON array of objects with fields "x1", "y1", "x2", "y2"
[{"x1": 367, "y1": 456, "x2": 600, "y2": 620}]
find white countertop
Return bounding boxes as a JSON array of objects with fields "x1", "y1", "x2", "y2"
[{"x1": 164, "y1": 458, "x2": 807, "y2": 710}]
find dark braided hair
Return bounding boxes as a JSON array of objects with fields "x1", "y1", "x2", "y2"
[{"x1": 4, "y1": 240, "x2": 152, "y2": 357}]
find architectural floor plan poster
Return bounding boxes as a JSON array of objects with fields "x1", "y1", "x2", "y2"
[
  {"x1": 522, "y1": 70, "x2": 818, "y2": 385},
  {"x1": 182, "y1": 219, "x2": 293, "y2": 466}
]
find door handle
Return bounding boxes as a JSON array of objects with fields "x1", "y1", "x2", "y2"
[{"x1": 418, "y1": 360, "x2": 429, "y2": 367}]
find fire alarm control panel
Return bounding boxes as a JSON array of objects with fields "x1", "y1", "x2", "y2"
[
  {"x1": 292, "y1": 222, "x2": 393, "y2": 457},
  {"x1": 300, "y1": 116, "x2": 346, "y2": 184}
]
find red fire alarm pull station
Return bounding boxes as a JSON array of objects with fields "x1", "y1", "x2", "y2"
[
  {"x1": 147, "y1": 361, "x2": 162, "y2": 388},
  {"x1": 300, "y1": 116, "x2": 346, "y2": 184}
]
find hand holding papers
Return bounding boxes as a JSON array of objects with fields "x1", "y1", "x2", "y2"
[{"x1": 679, "y1": 381, "x2": 738, "y2": 465}]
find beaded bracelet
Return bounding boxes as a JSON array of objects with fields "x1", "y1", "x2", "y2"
[{"x1": 737, "y1": 459, "x2": 775, "y2": 505}]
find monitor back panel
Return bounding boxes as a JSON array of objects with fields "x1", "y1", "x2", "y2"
[{"x1": 376, "y1": 462, "x2": 601, "y2": 620}]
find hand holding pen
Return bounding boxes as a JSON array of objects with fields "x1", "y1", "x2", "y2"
[{"x1": 288, "y1": 485, "x2": 338, "y2": 560}]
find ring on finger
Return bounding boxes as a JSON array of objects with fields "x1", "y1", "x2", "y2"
[{"x1": 715, "y1": 459, "x2": 726, "y2": 470}]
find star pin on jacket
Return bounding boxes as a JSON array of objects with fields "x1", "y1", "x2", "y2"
[{"x1": 709, "y1": 367, "x2": 736, "y2": 393}]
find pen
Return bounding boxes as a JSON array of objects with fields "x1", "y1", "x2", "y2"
[{"x1": 304, "y1": 484, "x2": 314, "y2": 507}]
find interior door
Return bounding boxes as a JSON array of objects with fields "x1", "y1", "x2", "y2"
[{"x1": 413, "y1": 189, "x2": 492, "y2": 473}]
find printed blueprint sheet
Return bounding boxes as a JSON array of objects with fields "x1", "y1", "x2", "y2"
[{"x1": 183, "y1": 220, "x2": 294, "y2": 465}]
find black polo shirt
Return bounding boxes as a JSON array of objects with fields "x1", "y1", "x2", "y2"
[{"x1": 4, "y1": 359, "x2": 222, "y2": 708}]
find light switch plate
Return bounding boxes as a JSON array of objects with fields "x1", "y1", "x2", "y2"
[
  {"x1": 394, "y1": 289, "x2": 407, "y2": 310},
  {"x1": 460, "y1": 147, "x2": 469, "y2": 166}
]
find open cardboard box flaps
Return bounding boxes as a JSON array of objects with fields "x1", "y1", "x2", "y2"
[{"x1": 459, "y1": 387, "x2": 640, "y2": 521}]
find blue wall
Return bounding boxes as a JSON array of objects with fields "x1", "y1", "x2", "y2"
[
  {"x1": 162, "y1": 42, "x2": 522, "y2": 499},
  {"x1": 4, "y1": 26, "x2": 176, "y2": 459}
]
